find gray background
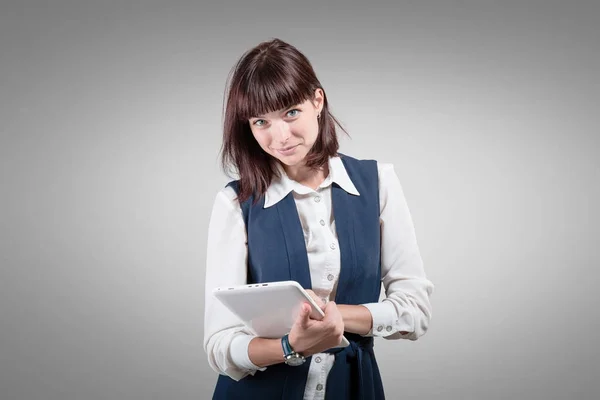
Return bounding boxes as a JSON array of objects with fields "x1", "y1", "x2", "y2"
[{"x1": 1, "y1": 0, "x2": 599, "y2": 399}]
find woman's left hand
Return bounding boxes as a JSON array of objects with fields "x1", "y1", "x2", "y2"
[{"x1": 304, "y1": 289, "x2": 326, "y2": 311}]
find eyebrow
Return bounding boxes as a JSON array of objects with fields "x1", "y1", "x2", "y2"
[{"x1": 251, "y1": 104, "x2": 302, "y2": 119}]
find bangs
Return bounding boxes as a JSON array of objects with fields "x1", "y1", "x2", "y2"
[
  {"x1": 221, "y1": 38, "x2": 343, "y2": 203},
  {"x1": 234, "y1": 62, "x2": 314, "y2": 121}
]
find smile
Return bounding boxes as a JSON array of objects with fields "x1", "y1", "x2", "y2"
[{"x1": 276, "y1": 144, "x2": 299, "y2": 155}]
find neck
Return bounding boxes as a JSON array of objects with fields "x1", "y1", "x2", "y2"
[{"x1": 282, "y1": 162, "x2": 329, "y2": 191}]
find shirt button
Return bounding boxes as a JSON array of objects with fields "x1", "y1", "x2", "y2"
[
  {"x1": 315, "y1": 356, "x2": 322, "y2": 363},
  {"x1": 319, "y1": 219, "x2": 325, "y2": 226},
  {"x1": 386, "y1": 326, "x2": 392, "y2": 332},
  {"x1": 377, "y1": 325, "x2": 384, "y2": 332},
  {"x1": 314, "y1": 196, "x2": 321, "y2": 203},
  {"x1": 327, "y1": 274, "x2": 334, "y2": 281},
  {"x1": 329, "y1": 243, "x2": 336, "y2": 250},
  {"x1": 316, "y1": 383, "x2": 323, "y2": 391}
]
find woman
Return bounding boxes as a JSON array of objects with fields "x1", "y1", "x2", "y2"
[{"x1": 203, "y1": 38, "x2": 434, "y2": 399}]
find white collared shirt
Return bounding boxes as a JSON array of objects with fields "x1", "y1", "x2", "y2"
[{"x1": 204, "y1": 156, "x2": 434, "y2": 399}]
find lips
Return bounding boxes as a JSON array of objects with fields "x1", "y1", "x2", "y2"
[
  {"x1": 275, "y1": 144, "x2": 299, "y2": 155},
  {"x1": 278, "y1": 145, "x2": 297, "y2": 151}
]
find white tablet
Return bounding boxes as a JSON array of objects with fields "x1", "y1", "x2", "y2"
[{"x1": 213, "y1": 280, "x2": 349, "y2": 347}]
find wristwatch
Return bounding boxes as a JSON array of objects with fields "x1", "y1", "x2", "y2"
[{"x1": 281, "y1": 334, "x2": 305, "y2": 366}]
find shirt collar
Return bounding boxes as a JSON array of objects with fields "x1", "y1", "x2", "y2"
[{"x1": 263, "y1": 156, "x2": 360, "y2": 208}]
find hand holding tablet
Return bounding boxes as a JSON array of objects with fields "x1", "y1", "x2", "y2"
[{"x1": 213, "y1": 280, "x2": 350, "y2": 349}]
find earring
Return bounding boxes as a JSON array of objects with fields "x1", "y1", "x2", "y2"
[{"x1": 317, "y1": 112, "x2": 321, "y2": 119}]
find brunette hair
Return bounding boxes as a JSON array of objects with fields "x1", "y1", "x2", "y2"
[{"x1": 220, "y1": 38, "x2": 348, "y2": 203}]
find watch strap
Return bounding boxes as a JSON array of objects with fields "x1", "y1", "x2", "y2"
[{"x1": 281, "y1": 334, "x2": 294, "y2": 357}]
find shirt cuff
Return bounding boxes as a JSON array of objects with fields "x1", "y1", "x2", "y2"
[
  {"x1": 362, "y1": 301, "x2": 413, "y2": 338},
  {"x1": 230, "y1": 334, "x2": 268, "y2": 372}
]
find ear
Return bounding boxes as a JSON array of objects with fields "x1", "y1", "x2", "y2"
[{"x1": 312, "y1": 88, "x2": 324, "y2": 113}]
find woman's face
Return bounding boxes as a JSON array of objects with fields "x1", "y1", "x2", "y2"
[{"x1": 248, "y1": 88, "x2": 324, "y2": 168}]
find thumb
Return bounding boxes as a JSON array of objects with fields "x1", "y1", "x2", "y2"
[{"x1": 298, "y1": 302, "x2": 311, "y2": 327}]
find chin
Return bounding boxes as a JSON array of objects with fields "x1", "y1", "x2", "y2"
[
  {"x1": 277, "y1": 158, "x2": 298, "y2": 166},
  {"x1": 270, "y1": 150, "x2": 304, "y2": 165},
  {"x1": 276, "y1": 154, "x2": 306, "y2": 166}
]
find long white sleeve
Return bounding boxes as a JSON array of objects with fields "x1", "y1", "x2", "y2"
[
  {"x1": 203, "y1": 187, "x2": 265, "y2": 381},
  {"x1": 361, "y1": 163, "x2": 434, "y2": 340},
  {"x1": 203, "y1": 158, "x2": 434, "y2": 395}
]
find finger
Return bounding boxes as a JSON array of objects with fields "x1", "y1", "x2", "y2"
[
  {"x1": 323, "y1": 301, "x2": 340, "y2": 322},
  {"x1": 313, "y1": 297, "x2": 326, "y2": 311},
  {"x1": 297, "y1": 302, "x2": 311, "y2": 329},
  {"x1": 324, "y1": 301, "x2": 337, "y2": 313},
  {"x1": 306, "y1": 290, "x2": 325, "y2": 309}
]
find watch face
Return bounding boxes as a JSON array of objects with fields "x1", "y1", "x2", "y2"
[{"x1": 285, "y1": 354, "x2": 305, "y2": 366}]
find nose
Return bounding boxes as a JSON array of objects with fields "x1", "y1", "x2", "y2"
[{"x1": 273, "y1": 120, "x2": 291, "y2": 144}]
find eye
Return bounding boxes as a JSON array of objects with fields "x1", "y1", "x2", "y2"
[
  {"x1": 286, "y1": 109, "x2": 300, "y2": 118},
  {"x1": 252, "y1": 119, "x2": 266, "y2": 127}
]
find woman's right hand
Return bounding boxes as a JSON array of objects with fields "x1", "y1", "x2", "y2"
[{"x1": 287, "y1": 301, "x2": 345, "y2": 357}]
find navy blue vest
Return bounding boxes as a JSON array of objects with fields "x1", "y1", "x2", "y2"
[{"x1": 212, "y1": 154, "x2": 386, "y2": 399}]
